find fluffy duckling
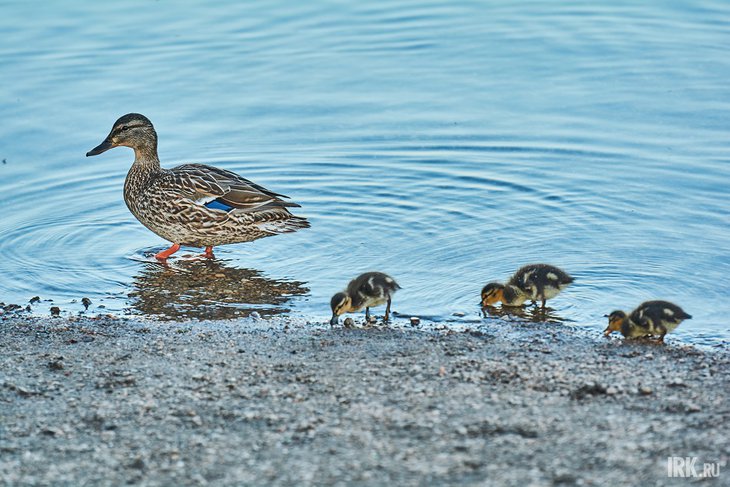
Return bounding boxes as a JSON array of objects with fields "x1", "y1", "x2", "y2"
[
  {"x1": 330, "y1": 272, "x2": 401, "y2": 326},
  {"x1": 481, "y1": 264, "x2": 573, "y2": 310},
  {"x1": 604, "y1": 300, "x2": 691, "y2": 342}
]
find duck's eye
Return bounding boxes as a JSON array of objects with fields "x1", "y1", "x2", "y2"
[{"x1": 120, "y1": 125, "x2": 129, "y2": 131}]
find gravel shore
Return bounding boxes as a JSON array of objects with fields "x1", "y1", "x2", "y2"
[{"x1": 1, "y1": 315, "x2": 728, "y2": 486}]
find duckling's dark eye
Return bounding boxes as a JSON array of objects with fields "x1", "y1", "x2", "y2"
[{"x1": 120, "y1": 125, "x2": 129, "y2": 132}]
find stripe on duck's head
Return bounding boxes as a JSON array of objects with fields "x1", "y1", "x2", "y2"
[
  {"x1": 480, "y1": 282, "x2": 504, "y2": 308},
  {"x1": 603, "y1": 310, "x2": 627, "y2": 336},
  {"x1": 87, "y1": 113, "x2": 157, "y2": 157}
]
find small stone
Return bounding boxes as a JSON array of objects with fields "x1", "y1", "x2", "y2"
[
  {"x1": 81, "y1": 298, "x2": 92, "y2": 310},
  {"x1": 50, "y1": 306, "x2": 61, "y2": 316},
  {"x1": 452, "y1": 312, "x2": 466, "y2": 317},
  {"x1": 686, "y1": 403, "x2": 701, "y2": 413},
  {"x1": 605, "y1": 386, "x2": 618, "y2": 395},
  {"x1": 249, "y1": 311, "x2": 261, "y2": 320},
  {"x1": 41, "y1": 427, "x2": 64, "y2": 437},
  {"x1": 639, "y1": 386, "x2": 652, "y2": 395},
  {"x1": 48, "y1": 358, "x2": 64, "y2": 371},
  {"x1": 410, "y1": 317, "x2": 421, "y2": 326},
  {"x1": 29, "y1": 296, "x2": 41, "y2": 304},
  {"x1": 343, "y1": 317, "x2": 355, "y2": 328}
]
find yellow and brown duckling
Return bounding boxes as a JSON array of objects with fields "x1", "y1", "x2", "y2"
[
  {"x1": 481, "y1": 263, "x2": 574, "y2": 310},
  {"x1": 87, "y1": 113, "x2": 309, "y2": 261},
  {"x1": 604, "y1": 300, "x2": 691, "y2": 342},
  {"x1": 330, "y1": 272, "x2": 401, "y2": 326}
]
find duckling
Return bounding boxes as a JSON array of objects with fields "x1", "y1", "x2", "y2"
[
  {"x1": 86, "y1": 113, "x2": 309, "y2": 260},
  {"x1": 330, "y1": 272, "x2": 401, "y2": 326},
  {"x1": 481, "y1": 264, "x2": 573, "y2": 310},
  {"x1": 604, "y1": 300, "x2": 691, "y2": 342}
]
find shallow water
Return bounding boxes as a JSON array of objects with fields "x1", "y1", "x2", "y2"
[{"x1": 1, "y1": 1, "x2": 728, "y2": 345}]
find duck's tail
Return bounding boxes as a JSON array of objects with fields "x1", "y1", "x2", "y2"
[{"x1": 256, "y1": 214, "x2": 310, "y2": 235}]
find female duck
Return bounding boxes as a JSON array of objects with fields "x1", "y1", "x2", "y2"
[
  {"x1": 330, "y1": 272, "x2": 401, "y2": 326},
  {"x1": 481, "y1": 263, "x2": 573, "y2": 310},
  {"x1": 604, "y1": 300, "x2": 691, "y2": 342},
  {"x1": 87, "y1": 113, "x2": 309, "y2": 260}
]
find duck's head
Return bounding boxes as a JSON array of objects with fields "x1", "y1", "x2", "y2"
[
  {"x1": 481, "y1": 283, "x2": 504, "y2": 308},
  {"x1": 86, "y1": 113, "x2": 157, "y2": 157},
  {"x1": 603, "y1": 310, "x2": 627, "y2": 336},
  {"x1": 330, "y1": 292, "x2": 352, "y2": 325}
]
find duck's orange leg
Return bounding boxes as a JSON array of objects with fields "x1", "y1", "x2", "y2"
[
  {"x1": 203, "y1": 246, "x2": 215, "y2": 259},
  {"x1": 155, "y1": 243, "x2": 181, "y2": 261}
]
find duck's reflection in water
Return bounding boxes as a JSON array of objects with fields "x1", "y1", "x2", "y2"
[
  {"x1": 482, "y1": 305, "x2": 567, "y2": 324},
  {"x1": 127, "y1": 258, "x2": 308, "y2": 320}
]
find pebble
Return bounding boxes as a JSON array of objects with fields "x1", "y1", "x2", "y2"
[
  {"x1": 605, "y1": 386, "x2": 618, "y2": 395},
  {"x1": 29, "y1": 296, "x2": 41, "y2": 304},
  {"x1": 48, "y1": 358, "x2": 65, "y2": 371},
  {"x1": 50, "y1": 306, "x2": 61, "y2": 317},
  {"x1": 639, "y1": 386, "x2": 653, "y2": 395},
  {"x1": 343, "y1": 318, "x2": 355, "y2": 328},
  {"x1": 410, "y1": 317, "x2": 421, "y2": 326}
]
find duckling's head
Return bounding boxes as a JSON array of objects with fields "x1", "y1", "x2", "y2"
[
  {"x1": 603, "y1": 310, "x2": 627, "y2": 336},
  {"x1": 87, "y1": 113, "x2": 157, "y2": 158},
  {"x1": 330, "y1": 292, "x2": 352, "y2": 325},
  {"x1": 481, "y1": 283, "x2": 504, "y2": 308}
]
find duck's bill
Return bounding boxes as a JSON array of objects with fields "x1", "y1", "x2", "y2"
[
  {"x1": 86, "y1": 138, "x2": 113, "y2": 156},
  {"x1": 329, "y1": 315, "x2": 339, "y2": 326},
  {"x1": 602, "y1": 327, "x2": 612, "y2": 336}
]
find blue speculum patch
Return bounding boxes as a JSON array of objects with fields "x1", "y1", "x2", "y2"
[{"x1": 204, "y1": 200, "x2": 234, "y2": 212}]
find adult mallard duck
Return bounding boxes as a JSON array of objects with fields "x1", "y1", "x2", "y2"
[
  {"x1": 330, "y1": 272, "x2": 401, "y2": 326},
  {"x1": 481, "y1": 263, "x2": 573, "y2": 310},
  {"x1": 87, "y1": 113, "x2": 309, "y2": 260},
  {"x1": 604, "y1": 300, "x2": 691, "y2": 342}
]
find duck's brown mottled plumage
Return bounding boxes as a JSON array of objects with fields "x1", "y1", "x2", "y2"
[{"x1": 87, "y1": 114, "x2": 308, "y2": 257}]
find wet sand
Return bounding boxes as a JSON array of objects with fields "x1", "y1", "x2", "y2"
[{"x1": 1, "y1": 315, "x2": 728, "y2": 486}]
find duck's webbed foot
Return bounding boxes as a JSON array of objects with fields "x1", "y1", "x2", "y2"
[{"x1": 155, "y1": 243, "x2": 181, "y2": 261}]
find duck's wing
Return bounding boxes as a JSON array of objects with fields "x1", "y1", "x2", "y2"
[
  {"x1": 509, "y1": 265, "x2": 539, "y2": 292},
  {"x1": 637, "y1": 301, "x2": 690, "y2": 326},
  {"x1": 630, "y1": 302, "x2": 664, "y2": 330},
  {"x1": 169, "y1": 163, "x2": 301, "y2": 213}
]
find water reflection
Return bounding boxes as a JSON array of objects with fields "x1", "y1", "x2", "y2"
[
  {"x1": 482, "y1": 305, "x2": 567, "y2": 324},
  {"x1": 127, "y1": 258, "x2": 308, "y2": 320}
]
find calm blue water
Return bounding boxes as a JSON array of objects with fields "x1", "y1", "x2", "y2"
[{"x1": 0, "y1": 1, "x2": 728, "y2": 345}]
